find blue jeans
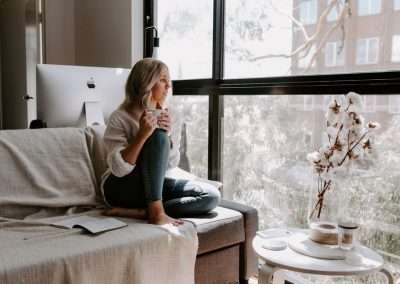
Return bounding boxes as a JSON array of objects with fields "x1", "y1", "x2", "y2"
[{"x1": 103, "y1": 129, "x2": 220, "y2": 217}]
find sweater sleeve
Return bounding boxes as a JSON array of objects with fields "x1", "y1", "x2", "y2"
[{"x1": 103, "y1": 114, "x2": 135, "y2": 177}]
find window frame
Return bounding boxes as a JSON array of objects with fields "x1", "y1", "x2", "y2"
[
  {"x1": 356, "y1": 37, "x2": 380, "y2": 65},
  {"x1": 357, "y1": 0, "x2": 382, "y2": 16},
  {"x1": 146, "y1": 0, "x2": 400, "y2": 182},
  {"x1": 325, "y1": 41, "x2": 345, "y2": 67},
  {"x1": 299, "y1": 0, "x2": 318, "y2": 25},
  {"x1": 392, "y1": 35, "x2": 400, "y2": 63}
]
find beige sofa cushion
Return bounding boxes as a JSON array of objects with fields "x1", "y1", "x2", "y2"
[
  {"x1": 0, "y1": 128, "x2": 98, "y2": 218},
  {"x1": 184, "y1": 206, "x2": 244, "y2": 254},
  {"x1": 84, "y1": 125, "x2": 108, "y2": 201}
]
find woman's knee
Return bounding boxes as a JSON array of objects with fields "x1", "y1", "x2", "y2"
[
  {"x1": 146, "y1": 129, "x2": 170, "y2": 150},
  {"x1": 197, "y1": 182, "x2": 221, "y2": 212}
]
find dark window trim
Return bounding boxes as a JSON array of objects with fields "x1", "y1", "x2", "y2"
[
  {"x1": 143, "y1": 1, "x2": 155, "y2": 58},
  {"x1": 208, "y1": 0, "x2": 224, "y2": 181},
  {"x1": 173, "y1": 71, "x2": 400, "y2": 95}
]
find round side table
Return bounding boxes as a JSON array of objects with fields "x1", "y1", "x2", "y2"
[{"x1": 253, "y1": 230, "x2": 395, "y2": 284}]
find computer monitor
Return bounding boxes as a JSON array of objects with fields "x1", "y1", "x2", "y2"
[{"x1": 36, "y1": 64, "x2": 131, "y2": 127}]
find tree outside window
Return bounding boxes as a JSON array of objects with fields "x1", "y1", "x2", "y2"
[
  {"x1": 299, "y1": 0, "x2": 317, "y2": 25},
  {"x1": 156, "y1": 0, "x2": 213, "y2": 80},
  {"x1": 358, "y1": 0, "x2": 381, "y2": 16},
  {"x1": 325, "y1": 41, "x2": 345, "y2": 67},
  {"x1": 392, "y1": 35, "x2": 400, "y2": 62},
  {"x1": 298, "y1": 45, "x2": 316, "y2": 68},
  {"x1": 356, "y1": 37, "x2": 379, "y2": 65}
]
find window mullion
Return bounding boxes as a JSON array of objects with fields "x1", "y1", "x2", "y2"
[
  {"x1": 208, "y1": 0, "x2": 225, "y2": 182},
  {"x1": 143, "y1": 0, "x2": 155, "y2": 58}
]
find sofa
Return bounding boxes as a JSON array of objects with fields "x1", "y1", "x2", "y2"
[{"x1": 0, "y1": 126, "x2": 258, "y2": 284}]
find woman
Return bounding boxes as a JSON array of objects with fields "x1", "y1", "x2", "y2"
[{"x1": 101, "y1": 58, "x2": 220, "y2": 226}]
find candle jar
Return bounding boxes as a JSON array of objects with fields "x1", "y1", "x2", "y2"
[{"x1": 338, "y1": 222, "x2": 359, "y2": 250}]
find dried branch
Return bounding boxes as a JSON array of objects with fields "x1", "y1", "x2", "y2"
[
  {"x1": 306, "y1": 0, "x2": 351, "y2": 71},
  {"x1": 250, "y1": 0, "x2": 352, "y2": 72}
]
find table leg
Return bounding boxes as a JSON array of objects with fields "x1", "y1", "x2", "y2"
[
  {"x1": 258, "y1": 264, "x2": 279, "y2": 284},
  {"x1": 379, "y1": 267, "x2": 394, "y2": 284}
]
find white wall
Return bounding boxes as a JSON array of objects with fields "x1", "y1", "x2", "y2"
[
  {"x1": 74, "y1": 0, "x2": 132, "y2": 68},
  {"x1": 0, "y1": 0, "x2": 143, "y2": 128},
  {"x1": 131, "y1": 0, "x2": 143, "y2": 64},
  {"x1": 44, "y1": 0, "x2": 139, "y2": 68}
]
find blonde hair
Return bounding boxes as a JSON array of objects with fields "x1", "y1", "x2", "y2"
[{"x1": 120, "y1": 58, "x2": 169, "y2": 111}]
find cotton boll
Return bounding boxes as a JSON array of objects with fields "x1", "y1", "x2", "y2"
[
  {"x1": 330, "y1": 151, "x2": 343, "y2": 166},
  {"x1": 343, "y1": 113, "x2": 353, "y2": 129},
  {"x1": 307, "y1": 151, "x2": 321, "y2": 163},
  {"x1": 326, "y1": 110, "x2": 338, "y2": 125},
  {"x1": 334, "y1": 95, "x2": 346, "y2": 107},
  {"x1": 346, "y1": 92, "x2": 363, "y2": 108},
  {"x1": 326, "y1": 110, "x2": 344, "y2": 127},
  {"x1": 319, "y1": 153, "x2": 330, "y2": 167},
  {"x1": 347, "y1": 104, "x2": 361, "y2": 114},
  {"x1": 326, "y1": 126, "x2": 338, "y2": 139},
  {"x1": 367, "y1": 121, "x2": 381, "y2": 130}
]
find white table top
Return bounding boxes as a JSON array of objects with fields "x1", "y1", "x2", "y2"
[{"x1": 253, "y1": 229, "x2": 384, "y2": 276}]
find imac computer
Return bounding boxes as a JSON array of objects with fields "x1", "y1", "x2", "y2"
[{"x1": 36, "y1": 64, "x2": 131, "y2": 128}]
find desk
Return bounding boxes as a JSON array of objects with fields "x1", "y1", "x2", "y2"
[{"x1": 253, "y1": 229, "x2": 394, "y2": 284}]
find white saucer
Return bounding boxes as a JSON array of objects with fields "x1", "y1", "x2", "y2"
[
  {"x1": 288, "y1": 233, "x2": 346, "y2": 260},
  {"x1": 262, "y1": 239, "x2": 287, "y2": 251}
]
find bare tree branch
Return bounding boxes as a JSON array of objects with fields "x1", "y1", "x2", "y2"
[{"x1": 250, "y1": 0, "x2": 353, "y2": 72}]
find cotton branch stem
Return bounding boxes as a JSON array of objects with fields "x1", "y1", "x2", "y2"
[
  {"x1": 338, "y1": 131, "x2": 368, "y2": 166},
  {"x1": 309, "y1": 179, "x2": 332, "y2": 219}
]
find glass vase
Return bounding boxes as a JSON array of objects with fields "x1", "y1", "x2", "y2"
[{"x1": 307, "y1": 176, "x2": 340, "y2": 226}]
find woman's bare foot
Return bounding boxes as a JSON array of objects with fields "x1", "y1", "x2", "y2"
[
  {"x1": 148, "y1": 213, "x2": 184, "y2": 226},
  {"x1": 147, "y1": 200, "x2": 184, "y2": 226},
  {"x1": 103, "y1": 207, "x2": 147, "y2": 219}
]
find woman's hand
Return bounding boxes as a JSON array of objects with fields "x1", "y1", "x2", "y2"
[
  {"x1": 137, "y1": 110, "x2": 157, "y2": 140},
  {"x1": 157, "y1": 109, "x2": 172, "y2": 135}
]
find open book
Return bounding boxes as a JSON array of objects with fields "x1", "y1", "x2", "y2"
[{"x1": 51, "y1": 216, "x2": 127, "y2": 234}]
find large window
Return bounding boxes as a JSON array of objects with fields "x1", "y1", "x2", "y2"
[
  {"x1": 393, "y1": 35, "x2": 400, "y2": 63},
  {"x1": 156, "y1": 0, "x2": 213, "y2": 80},
  {"x1": 358, "y1": 0, "x2": 382, "y2": 16},
  {"x1": 223, "y1": 94, "x2": 400, "y2": 280},
  {"x1": 356, "y1": 37, "x2": 379, "y2": 65},
  {"x1": 151, "y1": 0, "x2": 400, "y2": 281},
  {"x1": 170, "y1": 96, "x2": 209, "y2": 178},
  {"x1": 224, "y1": 0, "x2": 293, "y2": 78},
  {"x1": 221, "y1": 0, "x2": 398, "y2": 79}
]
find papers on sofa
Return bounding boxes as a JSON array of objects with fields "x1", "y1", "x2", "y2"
[{"x1": 51, "y1": 216, "x2": 127, "y2": 234}]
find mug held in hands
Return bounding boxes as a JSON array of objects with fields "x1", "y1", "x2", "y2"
[
  {"x1": 148, "y1": 109, "x2": 168, "y2": 131},
  {"x1": 148, "y1": 109, "x2": 163, "y2": 119}
]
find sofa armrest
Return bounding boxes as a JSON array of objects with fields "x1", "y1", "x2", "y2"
[{"x1": 220, "y1": 199, "x2": 258, "y2": 282}]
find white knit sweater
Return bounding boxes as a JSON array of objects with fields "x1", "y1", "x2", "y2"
[{"x1": 100, "y1": 108, "x2": 181, "y2": 199}]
